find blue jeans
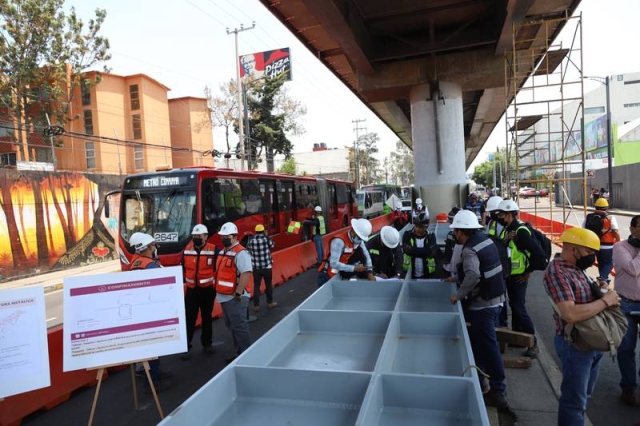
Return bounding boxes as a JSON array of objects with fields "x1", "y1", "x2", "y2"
[
  {"x1": 466, "y1": 306, "x2": 506, "y2": 394},
  {"x1": 506, "y1": 276, "x2": 536, "y2": 342},
  {"x1": 618, "y1": 296, "x2": 640, "y2": 390},
  {"x1": 313, "y1": 235, "x2": 324, "y2": 263},
  {"x1": 596, "y1": 248, "x2": 613, "y2": 281},
  {"x1": 554, "y1": 335, "x2": 603, "y2": 426}
]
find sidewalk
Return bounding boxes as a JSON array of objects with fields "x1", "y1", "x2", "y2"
[{"x1": 1, "y1": 259, "x2": 121, "y2": 293}]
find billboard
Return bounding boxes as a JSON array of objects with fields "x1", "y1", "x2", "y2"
[{"x1": 239, "y1": 48, "x2": 292, "y2": 80}]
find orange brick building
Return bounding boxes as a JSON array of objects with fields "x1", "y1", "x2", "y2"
[{"x1": 1, "y1": 71, "x2": 214, "y2": 174}]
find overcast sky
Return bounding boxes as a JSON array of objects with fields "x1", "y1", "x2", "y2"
[{"x1": 69, "y1": 0, "x2": 639, "y2": 172}]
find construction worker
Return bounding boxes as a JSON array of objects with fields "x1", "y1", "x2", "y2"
[
  {"x1": 180, "y1": 224, "x2": 219, "y2": 361},
  {"x1": 412, "y1": 197, "x2": 428, "y2": 221},
  {"x1": 484, "y1": 196, "x2": 504, "y2": 234},
  {"x1": 129, "y1": 232, "x2": 172, "y2": 392},
  {"x1": 544, "y1": 227, "x2": 620, "y2": 425},
  {"x1": 391, "y1": 201, "x2": 408, "y2": 231},
  {"x1": 583, "y1": 197, "x2": 620, "y2": 282},
  {"x1": 442, "y1": 207, "x2": 462, "y2": 278},
  {"x1": 247, "y1": 224, "x2": 277, "y2": 312},
  {"x1": 214, "y1": 222, "x2": 253, "y2": 363},
  {"x1": 303, "y1": 206, "x2": 326, "y2": 267},
  {"x1": 448, "y1": 210, "x2": 509, "y2": 409},
  {"x1": 366, "y1": 226, "x2": 403, "y2": 279},
  {"x1": 403, "y1": 212, "x2": 439, "y2": 279},
  {"x1": 317, "y1": 218, "x2": 375, "y2": 286},
  {"x1": 496, "y1": 199, "x2": 547, "y2": 359}
]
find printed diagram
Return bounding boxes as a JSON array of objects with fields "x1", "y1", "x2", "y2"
[
  {"x1": 71, "y1": 287, "x2": 175, "y2": 332},
  {"x1": 0, "y1": 310, "x2": 28, "y2": 343}
]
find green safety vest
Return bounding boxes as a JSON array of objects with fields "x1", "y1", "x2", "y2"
[
  {"x1": 500, "y1": 223, "x2": 531, "y2": 276},
  {"x1": 287, "y1": 221, "x2": 301, "y2": 234},
  {"x1": 402, "y1": 236, "x2": 436, "y2": 274},
  {"x1": 383, "y1": 204, "x2": 391, "y2": 214},
  {"x1": 487, "y1": 221, "x2": 498, "y2": 236},
  {"x1": 315, "y1": 215, "x2": 326, "y2": 236}
]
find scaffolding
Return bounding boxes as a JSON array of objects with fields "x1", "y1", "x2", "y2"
[{"x1": 504, "y1": 13, "x2": 586, "y2": 240}]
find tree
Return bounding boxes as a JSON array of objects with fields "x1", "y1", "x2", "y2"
[
  {"x1": 276, "y1": 156, "x2": 301, "y2": 175},
  {"x1": 202, "y1": 80, "x2": 236, "y2": 153},
  {"x1": 0, "y1": 0, "x2": 110, "y2": 161},
  {"x1": 471, "y1": 147, "x2": 514, "y2": 189},
  {"x1": 384, "y1": 140, "x2": 414, "y2": 186}
]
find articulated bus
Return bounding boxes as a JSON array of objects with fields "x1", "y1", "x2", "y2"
[
  {"x1": 359, "y1": 184, "x2": 401, "y2": 201},
  {"x1": 105, "y1": 166, "x2": 357, "y2": 270}
]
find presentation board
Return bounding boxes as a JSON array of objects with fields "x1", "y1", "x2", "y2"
[
  {"x1": 0, "y1": 286, "x2": 50, "y2": 398},
  {"x1": 63, "y1": 266, "x2": 187, "y2": 372}
]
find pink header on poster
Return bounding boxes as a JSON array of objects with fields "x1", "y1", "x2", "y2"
[{"x1": 69, "y1": 276, "x2": 176, "y2": 297}]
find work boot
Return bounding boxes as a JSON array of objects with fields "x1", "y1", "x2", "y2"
[
  {"x1": 203, "y1": 345, "x2": 216, "y2": 355},
  {"x1": 158, "y1": 370, "x2": 172, "y2": 380},
  {"x1": 253, "y1": 305, "x2": 260, "y2": 313},
  {"x1": 225, "y1": 355, "x2": 238, "y2": 364},
  {"x1": 180, "y1": 352, "x2": 192, "y2": 361},
  {"x1": 523, "y1": 345, "x2": 539, "y2": 359},
  {"x1": 480, "y1": 376, "x2": 490, "y2": 394},
  {"x1": 483, "y1": 389, "x2": 510, "y2": 409},
  {"x1": 268, "y1": 302, "x2": 278, "y2": 309},
  {"x1": 621, "y1": 388, "x2": 640, "y2": 407}
]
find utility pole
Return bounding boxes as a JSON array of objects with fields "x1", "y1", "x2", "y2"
[
  {"x1": 227, "y1": 22, "x2": 255, "y2": 171},
  {"x1": 352, "y1": 118, "x2": 366, "y2": 188}
]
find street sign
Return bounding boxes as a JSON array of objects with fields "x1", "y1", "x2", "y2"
[{"x1": 585, "y1": 169, "x2": 595, "y2": 178}]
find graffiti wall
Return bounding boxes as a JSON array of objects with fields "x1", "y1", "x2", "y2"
[{"x1": 0, "y1": 170, "x2": 123, "y2": 280}]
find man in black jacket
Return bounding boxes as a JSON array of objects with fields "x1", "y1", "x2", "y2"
[
  {"x1": 366, "y1": 226, "x2": 403, "y2": 279},
  {"x1": 402, "y1": 213, "x2": 441, "y2": 279}
]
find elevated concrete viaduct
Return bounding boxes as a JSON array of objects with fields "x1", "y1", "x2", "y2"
[{"x1": 259, "y1": 0, "x2": 582, "y2": 215}]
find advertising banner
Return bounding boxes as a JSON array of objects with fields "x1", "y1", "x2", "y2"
[
  {"x1": 239, "y1": 47, "x2": 292, "y2": 80},
  {"x1": 0, "y1": 286, "x2": 50, "y2": 398},
  {"x1": 63, "y1": 266, "x2": 187, "y2": 371}
]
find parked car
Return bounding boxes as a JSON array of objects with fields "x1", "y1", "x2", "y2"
[{"x1": 518, "y1": 187, "x2": 537, "y2": 198}]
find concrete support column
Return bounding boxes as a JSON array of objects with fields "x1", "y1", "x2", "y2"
[{"x1": 410, "y1": 81, "x2": 467, "y2": 217}]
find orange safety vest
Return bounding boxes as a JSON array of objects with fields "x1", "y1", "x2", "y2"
[
  {"x1": 183, "y1": 241, "x2": 217, "y2": 288},
  {"x1": 131, "y1": 255, "x2": 159, "y2": 270},
  {"x1": 318, "y1": 237, "x2": 362, "y2": 279},
  {"x1": 215, "y1": 244, "x2": 253, "y2": 295},
  {"x1": 597, "y1": 211, "x2": 617, "y2": 245}
]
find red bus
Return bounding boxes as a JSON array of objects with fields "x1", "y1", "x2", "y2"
[{"x1": 105, "y1": 166, "x2": 357, "y2": 270}]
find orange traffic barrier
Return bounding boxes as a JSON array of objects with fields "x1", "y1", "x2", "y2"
[{"x1": 0, "y1": 326, "x2": 107, "y2": 426}]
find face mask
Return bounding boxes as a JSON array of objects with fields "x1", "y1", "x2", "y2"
[
  {"x1": 490, "y1": 211, "x2": 500, "y2": 222},
  {"x1": 193, "y1": 237, "x2": 204, "y2": 246},
  {"x1": 221, "y1": 237, "x2": 233, "y2": 248},
  {"x1": 496, "y1": 217, "x2": 507, "y2": 227},
  {"x1": 629, "y1": 236, "x2": 640, "y2": 248},
  {"x1": 575, "y1": 252, "x2": 596, "y2": 270}
]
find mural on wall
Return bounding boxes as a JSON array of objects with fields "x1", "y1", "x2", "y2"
[{"x1": 0, "y1": 171, "x2": 122, "y2": 280}]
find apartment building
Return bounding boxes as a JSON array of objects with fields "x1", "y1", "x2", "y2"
[{"x1": 1, "y1": 71, "x2": 214, "y2": 174}]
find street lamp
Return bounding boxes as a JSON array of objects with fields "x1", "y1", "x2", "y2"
[{"x1": 584, "y1": 75, "x2": 613, "y2": 206}]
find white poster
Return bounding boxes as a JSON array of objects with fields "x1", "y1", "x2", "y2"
[
  {"x1": 63, "y1": 266, "x2": 187, "y2": 372},
  {"x1": 0, "y1": 286, "x2": 50, "y2": 398}
]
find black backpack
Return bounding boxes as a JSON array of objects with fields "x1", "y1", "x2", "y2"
[
  {"x1": 487, "y1": 234, "x2": 512, "y2": 278},
  {"x1": 585, "y1": 212, "x2": 606, "y2": 236},
  {"x1": 521, "y1": 222, "x2": 552, "y2": 270}
]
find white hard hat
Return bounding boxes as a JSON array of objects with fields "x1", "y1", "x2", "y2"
[
  {"x1": 416, "y1": 198, "x2": 423, "y2": 205},
  {"x1": 130, "y1": 232, "x2": 156, "y2": 253},
  {"x1": 350, "y1": 218, "x2": 372, "y2": 241},
  {"x1": 497, "y1": 199, "x2": 519, "y2": 212},
  {"x1": 218, "y1": 222, "x2": 239, "y2": 236},
  {"x1": 314, "y1": 206, "x2": 322, "y2": 213},
  {"x1": 192, "y1": 224, "x2": 208, "y2": 235},
  {"x1": 380, "y1": 226, "x2": 400, "y2": 249},
  {"x1": 485, "y1": 196, "x2": 504, "y2": 212},
  {"x1": 450, "y1": 210, "x2": 483, "y2": 229},
  {"x1": 395, "y1": 201, "x2": 403, "y2": 210}
]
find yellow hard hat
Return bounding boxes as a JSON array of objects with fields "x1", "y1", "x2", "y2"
[
  {"x1": 255, "y1": 224, "x2": 265, "y2": 232},
  {"x1": 559, "y1": 227, "x2": 600, "y2": 251},
  {"x1": 594, "y1": 198, "x2": 609, "y2": 208}
]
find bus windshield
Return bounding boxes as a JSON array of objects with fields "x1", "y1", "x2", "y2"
[{"x1": 121, "y1": 189, "x2": 196, "y2": 249}]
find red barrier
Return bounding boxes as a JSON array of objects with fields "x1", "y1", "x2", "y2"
[
  {"x1": 0, "y1": 216, "x2": 392, "y2": 425},
  {"x1": 0, "y1": 326, "x2": 106, "y2": 426}
]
